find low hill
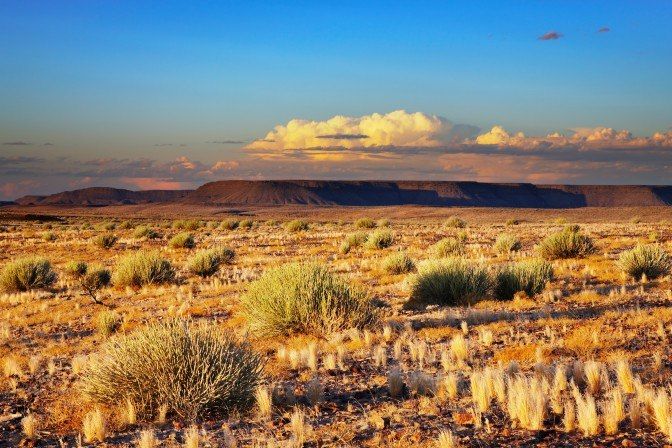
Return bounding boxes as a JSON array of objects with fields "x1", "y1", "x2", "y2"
[
  {"x1": 15, "y1": 187, "x2": 191, "y2": 206},
  {"x1": 11, "y1": 181, "x2": 672, "y2": 208}
]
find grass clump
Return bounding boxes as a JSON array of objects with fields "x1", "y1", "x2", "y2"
[
  {"x1": 493, "y1": 259, "x2": 553, "y2": 300},
  {"x1": 355, "y1": 217, "x2": 376, "y2": 229},
  {"x1": 188, "y1": 247, "x2": 235, "y2": 278},
  {"x1": 220, "y1": 219, "x2": 239, "y2": 230},
  {"x1": 239, "y1": 219, "x2": 254, "y2": 229},
  {"x1": 618, "y1": 244, "x2": 671, "y2": 280},
  {"x1": 96, "y1": 310, "x2": 122, "y2": 337},
  {"x1": 0, "y1": 257, "x2": 57, "y2": 292},
  {"x1": 168, "y1": 232, "x2": 195, "y2": 249},
  {"x1": 537, "y1": 226, "x2": 596, "y2": 260},
  {"x1": 133, "y1": 225, "x2": 159, "y2": 239},
  {"x1": 432, "y1": 237, "x2": 465, "y2": 257},
  {"x1": 241, "y1": 262, "x2": 377, "y2": 337},
  {"x1": 493, "y1": 233, "x2": 522, "y2": 255},
  {"x1": 112, "y1": 251, "x2": 175, "y2": 288},
  {"x1": 340, "y1": 232, "x2": 368, "y2": 254},
  {"x1": 406, "y1": 258, "x2": 490, "y2": 308},
  {"x1": 80, "y1": 319, "x2": 263, "y2": 420},
  {"x1": 365, "y1": 229, "x2": 394, "y2": 250},
  {"x1": 285, "y1": 219, "x2": 309, "y2": 232},
  {"x1": 172, "y1": 219, "x2": 201, "y2": 231},
  {"x1": 444, "y1": 216, "x2": 467, "y2": 228},
  {"x1": 42, "y1": 231, "x2": 57, "y2": 242},
  {"x1": 92, "y1": 233, "x2": 118, "y2": 249},
  {"x1": 65, "y1": 260, "x2": 88, "y2": 278},
  {"x1": 381, "y1": 252, "x2": 415, "y2": 274}
]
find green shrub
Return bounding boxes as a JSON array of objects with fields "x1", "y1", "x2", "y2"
[
  {"x1": 220, "y1": 219, "x2": 239, "y2": 230},
  {"x1": 355, "y1": 217, "x2": 376, "y2": 229},
  {"x1": 444, "y1": 216, "x2": 467, "y2": 228},
  {"x1": 92, "y1": 233, "x2": 118, "y2": 249},
  {"x1": 537, "y1": 227, "x2": 596, "y2": 260},
  {"x1": 188, "y1": 247, "x2": 235, "y2": 277},
  {"x1": 0, "y1": 257, "x2": 57, "y2": 292},
  {"x1": 285, "y1": 219, "x2": 309, "y2": 232},
  {"x1": 118, "y1": 220, "x2": 134, "y2": 230},
  {"x1": 340, "y1": 232, "x2": 368, "y2": 254},
  {"x1": 65, "y1": 260, "x2": 88, "y2": 278},
  {"x1": 377, "y1": 218, "x2": 391, "y2": 228},
  {"x1": 365, "y1": 229, "x2": 394, "y2": 250},
  {"x1": 81, "y1": 265, "x2": 112, "y2": 302},
  {"x1": 505, "y1": 218, "x2": 520, "y2": 226},
  {"x1": 432, "y1": 237, "x2": 465, "y2": 257},
  {"x1": 42, "y1": 231, "x2": 57, "y2": 242},
  {"x1": 618, "y1": 244, "x2": 671, "y2": 280},
  {"x1": 80, "y1": 319, "x2": 263, "y2": 420},
  {"x1": 97, "y1": 221, "x2": 116, "y2": 231},
  {"x1": 133, "y1": 225, "x2": 159, "y2": 239},
  {"x1": 169, "y1": 232, "x2": 195, "y2": 249},
  {"x1": 239, "y1": 219, "x2": 254, "y2": 229},
  {"x1": 112, "y1": 251, "x2": 175, "y2": 288},
  {"x1": 265, "y1": 219, "x2": 280, "y2": 227},
  {"x1": 172, "y1": 219, "x2": 201, "y2": 231},
  {"x1": 382, "y1": 252, "x2": 415, "y2": 274},
  {"x1": 241, "y1": 262, "x2": 377, "y2": 337},
  {"x1": 493, "y1": 259, "x2": 553, "y2": 300},
  {"x1": 493, "y1": 233, "x2": 522, "y2": 255},
  {"x1": 406, "y1": 258, "x2": 490, "y2": 308}
]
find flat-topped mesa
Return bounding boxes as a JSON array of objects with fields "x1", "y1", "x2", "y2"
[{"x1": 10, "y1": 181, "x2": 672, "y2": 208}]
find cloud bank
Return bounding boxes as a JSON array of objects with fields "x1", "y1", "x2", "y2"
[{"x1": 3, "y1": 110, "x2": 672, "y2": 200}]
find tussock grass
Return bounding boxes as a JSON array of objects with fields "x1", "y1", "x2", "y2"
[
  {"x1": 0, "y1": 257, "x2": 57, "y2": 292},
  {"x1": 537, "y1": 227, "x2": 596, "y2": 260},
  {"x1": 381, "y1": 252, "x2": 415, "y2": 274},
  {"x1": 92, "y1": 233, "x2": 118, "y2": 249},
  {"x1": 169, "y1": 232, "x2": 196, "y2": 249},
  {"x1": 285, "y1": 220, "x2": 309, "y2": 232},
  {"x1": 364, "y1": 229, "x2": 394, "y2": 250},
  {"x1": 444, "y1": 216, "x2": 466, "y2": 228},
  {"x1": 133, "y1": 225, "x2": 159, "y2": 239},
  {"x1": 493, "y1": 259, "x2": 553, "y2": 300},
  {"x1": 80, "y1": 319, "x2": 263, "y2": 420},
  {"x1": 112, "y1": 251, "x2": 175, "y2": 288},
  {"x1": 220, "y1": 219, "x2": 239, "y2": 230},
  {"x1": 406, "y1": 258, "x2": 490, "y2": 308},
  {"x1": 188, "y1": 247, "x2": 235, "y2": 277},
  {"x1": 432, "y1": 237, "x2": 465, "y2": 257},
  {"x1": 241, "y1": 262, "x2": 377, "y2": 337},
  {"x1": 618, "y1": 244, "x2": 671, "y2": 280},
  {"x1": 339, "y1": 232, "x2": 367, "y2": 254},
  {"x1": 355, "y1": 217, "x2": 376, "y2": 229},
  {"x1": 493, "y1": 233, "x2": 522, "y2": 255}
]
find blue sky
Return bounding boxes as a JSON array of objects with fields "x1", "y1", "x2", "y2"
[{"x1": 1, "y1": 1, "x2": 671, "y2": 197}]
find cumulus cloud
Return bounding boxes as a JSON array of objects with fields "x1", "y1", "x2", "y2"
[
  {"x1": 246, "y1": 110, "x2": 479, "y2": 150},
  {"x1": 538, "y1": 31, "x2": 563, "y2": 41}
]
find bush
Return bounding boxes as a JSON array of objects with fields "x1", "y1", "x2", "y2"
[
  {"x1": 112, "y1": 251, "x2": 175, "y2": 288},
  {"x1": 220, "y1": 219, "x2": 239, "y2": 231},
  {"x1": 505, "y1": 218, "x2": 520, "y2": 226},
  {"x1": 81, "y1": 265, "x2": 112, "y2": 302},
  {"x1": 0, "y1": 257, "x2": 57, "y2": 292},
  {"x1": 618, "y1": 244, "x2": 671, "y2": 280},
  {"x1": 444, "y1": 216, "x2": 467, "y2": 228},
  {"x1": 80, "y1": 319, "x2": 263, "y2": 420},
  {"x1": 98, "y1": 221, "x2": 116, "y2": 231},
  {"x1": 382, "y1": 252, "x2": 415, "y2": 274},
  {"x1": 537, "y1": 227, "x2": 596, "y2": 260},
  {"x1": 493, "y1": 233, "x2": 522, "y2": 255},
  {"x1": 169, "y1": 232, "x2": 195, "y2": 249},
  {"x1": 285, "y1": 220, "x2": 309, "y2": 232},
  {"x1": 340, "y1": 232, "x2": 368, "y2": 254},
  {"x1": 365, "y1": 229, "x2": 394, "y2": 250},
  {"x1": 377, "y1": 218, "x2": 391, "y2": 228},
  {"x1": 239, "y1": 219, "x2": 254, "y2": 229},
  {"x1": 96, "y1": 310, "x2": 121, "y2": 337},
  {"x1": 42, "y1": 231, "x2": 57, "y2": 242},
  {"x1": 133, "y1": 225, "x2": 159, "y2": 239},
  {"x1": 355, "y1": 217, "x2": 376, "y2": 229},
  {"x1": 65, "y1": 260, "x2": 88, "y2": 278},
  {"x1": 432, "y1": 237, "x2": 465, "y2": 257},
  {"x1": 406, "y1": 258, "x2": 490, "y2": 308},
  {"x1": 188, "y1": 247, "x2": 235, "y2": 277},
  {"x1": 118, "y1": 220, "x2": 134, "y2": 230},
  {"x1": 172, "y1": 219, "x2": 201, "y2": 231},
  {"x1": 241, "y1": 262, "x2": 377, "y2": 337},
  {"x1": 92, "y1": 233, "x2": 118, "y2": 249},
  {"x1": 493, "y1": 259, "x2": 553, "y2": 300}
]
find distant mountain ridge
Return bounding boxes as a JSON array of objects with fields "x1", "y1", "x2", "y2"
[{"x1": 11, "y1": 181, "x2": 672, "y2": 208}]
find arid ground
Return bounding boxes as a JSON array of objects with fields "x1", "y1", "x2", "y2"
[{"x1": 2, "y1": 205, "x2": 672, "y2": 447}]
